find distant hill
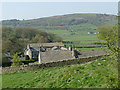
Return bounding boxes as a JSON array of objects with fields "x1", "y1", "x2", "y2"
[{"x1": 2, "y1": 13, "x2": 117, "y2": 30}]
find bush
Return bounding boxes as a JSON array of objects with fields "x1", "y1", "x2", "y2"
[
  {"x1": 21, "y1": 59, "x2": 36, "y2": 64},
  {"x1": 32, "y1": 57, "x2": 38, "y2": 61},
  {"x1": 97, "y1": 25, "x2": 120, "y2": 60},
  {"x1": 2, "y1": 57, "x2": 12, "y2": 67},
  {"x1": 11, "y1": 52, "x2": 23, "y2": 66}
]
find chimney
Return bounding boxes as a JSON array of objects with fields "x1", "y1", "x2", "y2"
[
  {"x1": 27, "y1": 44, "x2": 30, "y2": 49},
  {"x1": 38, "y1": 47, "x2": 42, "y2": 64},
  {"x1": 69, "y1": 45, "x2": 72, "y2": 51}
]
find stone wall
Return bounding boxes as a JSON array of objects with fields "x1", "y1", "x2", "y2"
[{"x1": 2, "y1": 55, "x2": 106, "y2": 74}]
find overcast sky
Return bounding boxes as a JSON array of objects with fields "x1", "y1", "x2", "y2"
[{"x1": 1, "y1": 2, "x2": 118, "y2": 20}]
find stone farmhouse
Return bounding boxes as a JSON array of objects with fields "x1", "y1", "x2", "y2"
[
  {"x1": 24, "y1": 42, "x2": 78, "y2": 64},
  {"x1": 88, "y1": 32, "x2": 99, "y2": 35}
]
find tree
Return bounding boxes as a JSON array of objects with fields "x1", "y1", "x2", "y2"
[
  {"x1": 2, "y1": 27, "x2": 13, "y2": 40},
  {"x1": 32, "y1": 34, "x2": 48, "y2": 43},
  {"x1": 2, "y1": 27, "x2": 62, "y2": 58},
  {"x1": 11, "y1": 52, "x2": 23, "y2": 66},
  {"x1": 97, "y1": 25, "x2": 119, "y2": 59}
]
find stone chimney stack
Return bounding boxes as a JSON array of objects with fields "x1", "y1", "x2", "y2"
[
  {"x1": 27, "y1": 44, "x2": 30, "y2": 49},
  {"x1": 68, "y1": 45, "x2": 72, "y2": 51},
  {"x1": 38, "y1": 47, "x2": 42, "y2": 64}
]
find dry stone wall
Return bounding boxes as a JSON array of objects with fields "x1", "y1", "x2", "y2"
[{"x1": 2, "y1": 55, "x2": 106, "y2": 74}]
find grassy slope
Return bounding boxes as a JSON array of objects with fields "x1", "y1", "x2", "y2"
[
  {"x1": 44, "y1": 23, "x2": 101, "y2": 42},
  {"x1": 0, "y1": 74, "x2": 1, "y2": 89},
  {"x1": 46, "y1": 29, "x2": 98, "y2": 42},
  {"x1": 2, "y1": 14, "x2": 117, "y2": 28},
  {"x1": 2, "y1": 56, "x2": 118, "y2": 88},
  {"x1": 2, "y1": 13, "x2": 117, "y2": 43},
  {"x1": 79, "y1": 46, "x2": 108, "y2": 51}
]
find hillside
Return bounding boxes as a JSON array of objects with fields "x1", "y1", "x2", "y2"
[
  {"x1": 2, "y1": 56, "x2": 118, "y2": 88},
  {"x1": 1, "y1": 13, "x2": 118, "y2": 89},
  {"x1": 2, "y1": 13, "x2": 117, "y2": 30},
  {"x1": 2, "y1": 13, "x2": 117, "y2": 42}
]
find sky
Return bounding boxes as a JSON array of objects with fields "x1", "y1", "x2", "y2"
[
  {"x1": 1, "y1": 2, "x2": 118, "y2": 20},
  {"x1": 1, "y1": 0, "x2": 119, "y2": 2}
]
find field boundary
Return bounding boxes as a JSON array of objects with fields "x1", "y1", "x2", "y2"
[{"x1": 2, "y1": 54, "x2": 108, "y2": 74}]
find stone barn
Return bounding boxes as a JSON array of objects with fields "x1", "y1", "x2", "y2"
[
  {"x1": 24, "y1": 42, "x2": 76, "y2": 64},
  {"x1": 88, "y1": 32, "x2": 99, "y2": 35}
]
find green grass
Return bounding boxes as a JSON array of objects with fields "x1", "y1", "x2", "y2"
[
  {"x1": 63, "y1": 35, "x2": 98, "y2": 41},
  {"x1": 65, "y1": 43, "x2": 103, "y2": 47},
  {"x1": 64, "y1": 43, "x2": 106, "y2": 51},
  {"x1": 46, "y1": 29, "x2": 98, "y2": 42},
  {"x1": 46, "y1": 29, "x2": 69, "y2": 34},
  {"x1": 44, "y1": 23, "x2": 100, "y2": 43},
  {"x1": 77, "y1": 47, "x2": 108, "y2": 51},
  {"x1": 2, "y1": 56, "x2": 118, "y2": 88},
  {"x1": 76, "y1": 47, "x2": 102, "y2": 51},
  {"x1": 0, "y1": 74, "x2": 1, "y2": 89}
]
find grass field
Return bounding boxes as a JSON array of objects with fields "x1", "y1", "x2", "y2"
[
  {"x1": 0, "y1": 74, "x2": 1, "y2": 89},
  {"x1": 65, "y1": 43, "x2": 104, "y2": 47},
  {"x1": 45, "y1": 28, "x2": 98, "y2": 42},
  {"x1": 76, "y1": 47, "x2": 103, "y2": 51},
  {"x1": 2, "y1": 56, "x2": 118, "y2": 88},
  {"x1": 45, "y1": 27, "x2": 104, "y2": 51}
]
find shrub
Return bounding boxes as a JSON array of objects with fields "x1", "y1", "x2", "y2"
[
  {"x1": 21, "y1": 59, "x2": 36, "y2": 64},
  {"x1": 11, "y1": 52, "x2": 23, "y2": 66},
  {"x1": 97, "y1": 25, "x2": 120, "y2": 60},
  {"x1": 2, "y1": 56, "x2": 12, "y2": 67}
]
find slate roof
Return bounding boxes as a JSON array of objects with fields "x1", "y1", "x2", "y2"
[
  {"x1": 25, "y1": 42, "x2": 65, "y2": 58},
  {"x1": 40, "y1": 50, "x2": 74, "y2": 63}
]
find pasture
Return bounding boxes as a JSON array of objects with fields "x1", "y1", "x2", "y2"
[
  {"x1": 2, "y1": 56, "x2": 118, "y2": 88},
  {"x1": 46, "y1": 28, "x2": 104, "y2": 51},
  {"x1": 46, "y1": 29, "x2": 98, "y2": 42}
]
